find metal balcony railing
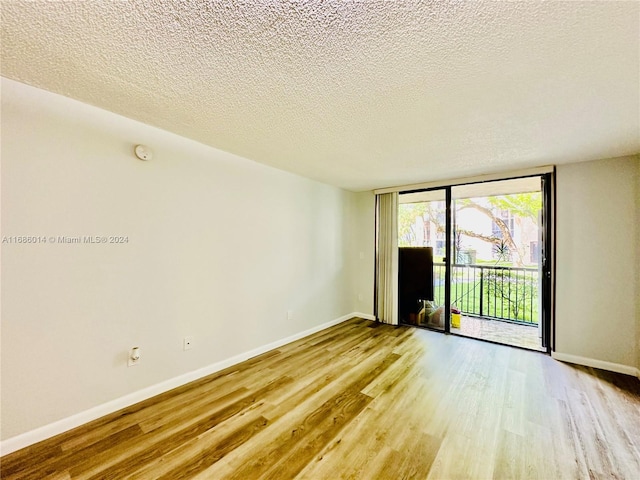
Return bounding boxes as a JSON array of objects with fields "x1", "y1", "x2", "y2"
[{"x1": 433, "y1": 263, "x2": 539, "y2": 325}]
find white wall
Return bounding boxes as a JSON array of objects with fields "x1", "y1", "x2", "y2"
[
  {"x1": 0, "y1": 78, "x2": 367, "y2": 441},
  {"x1": 350, "y1": 191, "x2": 376, "y2": 315},
  {"x1": 555, "y1": 156, "x2": 639, "y2": 371},
  {"x1": 637, "y1": 162, "x2": 640, "y2": 372}
]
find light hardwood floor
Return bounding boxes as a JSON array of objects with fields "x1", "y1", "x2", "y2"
[{"x1": 2, "y1": 317, "x2": 639, "y2": 479}]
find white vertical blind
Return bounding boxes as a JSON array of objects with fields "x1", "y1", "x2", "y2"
[{"x1": 376, "y1": 192, "x2": 399, "y2": 325}]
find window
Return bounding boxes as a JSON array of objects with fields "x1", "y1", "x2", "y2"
[
  {"x1": 530, "y1": 241, "x2": 539, "y2": 263},
  {"x1": 491, "y1": 209, "x2": 515, "y2": 239}
]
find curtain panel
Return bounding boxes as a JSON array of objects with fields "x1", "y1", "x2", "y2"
[{"x1": 375, "y1": 192, "x2": 399, "y2": 325}]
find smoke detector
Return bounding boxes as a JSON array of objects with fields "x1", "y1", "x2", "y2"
[{"x1": 134, "y1": 144, "x2": 153, "y2": 161}]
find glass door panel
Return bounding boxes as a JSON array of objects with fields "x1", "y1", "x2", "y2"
[
  {"x1": 450, "y1": 178, "x2": 544, "y2": 350},
  {"x1": 398, "y1": 189, "x2": 447, "y2": 331}
]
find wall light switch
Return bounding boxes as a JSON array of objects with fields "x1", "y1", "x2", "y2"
[{"x1": 128, "y1": 346, "x2": 141, "y2": 367}]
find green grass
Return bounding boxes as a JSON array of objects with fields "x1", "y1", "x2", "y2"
[{"x1": 432, "y1": 280, "x2": 539, "y2": 324}]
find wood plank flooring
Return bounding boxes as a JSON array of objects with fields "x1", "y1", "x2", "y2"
[{"x1": 2, "y1": 317, "x2": 639, "y2": 479}]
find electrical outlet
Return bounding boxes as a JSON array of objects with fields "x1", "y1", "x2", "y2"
[
  {"x1": 183, "y1": 336, "x2": 194, "y2": 351},
  {"x1": 358, "y1": 293, "x2": 364, "y2": 302},
  {"x1": 287, "y1": 310, "x2": 293, "y2": 321}
]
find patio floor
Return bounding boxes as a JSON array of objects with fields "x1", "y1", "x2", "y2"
[{"x1": 451, "y1": 315, "x2": 544, "y2": 351}]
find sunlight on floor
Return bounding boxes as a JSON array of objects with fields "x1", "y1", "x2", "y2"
[{"x1": 452, "y1": 315, "x2": 544, "y2": 351}]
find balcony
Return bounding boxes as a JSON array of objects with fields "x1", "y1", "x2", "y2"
[{"x1": 433, "y1": 263, "x2": 543, "y2": 350}]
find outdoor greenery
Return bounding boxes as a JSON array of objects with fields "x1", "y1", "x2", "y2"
[
  {"x1": 484, "y1": 269, "x2": 538, "y2": 321},
  {"x1": 398, "y1": 202, "x2": 438, "y2": 248},
  {"x1": 456, "y1": 193, "x2": 541, "y2": 267},
  {"x1": 433, "y1": 275, "x2": 539, "y2": 324},
  {"x1": 399, "y1": 191, "x2": 542, "y2": 325},
  {"x1": 398, "y1": 192, "x2": 542, "y2": 266}
]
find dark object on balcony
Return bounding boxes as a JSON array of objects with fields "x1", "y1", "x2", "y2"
[{"x1": 399, "y1": 247, "x2": 434, "y2": 324}]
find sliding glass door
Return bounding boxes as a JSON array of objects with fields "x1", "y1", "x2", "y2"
[
  {"x1": 397, "y1": 188, "x2": 449, "y2": 331},
  {"x1": 395, "y1": 174, "x2": 553, "y2": 353},
  {"x1": 450, "y1": 178, "x2": 546, "y2": 351}
]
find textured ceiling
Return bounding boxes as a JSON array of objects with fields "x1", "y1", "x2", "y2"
[{"x1": 2, "y1": 1, "x2": 639, "y2": 191}]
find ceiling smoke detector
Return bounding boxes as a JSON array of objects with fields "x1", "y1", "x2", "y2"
[{"x1": 134, "y1": 144, "x2": 153, "y2": 161}]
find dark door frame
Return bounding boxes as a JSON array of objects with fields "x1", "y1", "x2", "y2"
[
  {"x1": 396, "y1": 173, "x2": 555, "y2": 353},
  {"x1": 541, "y1": 171, "x2": 556, "y2": 353}
]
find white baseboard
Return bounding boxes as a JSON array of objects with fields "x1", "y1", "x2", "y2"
[
  {"x1": 0, "y1": 312, "x2": 357, "y2": 456},
  {"x1": 551, "y1": 351, "x2": 640, "y2": 378},
  {"x1": 353, "y1": 312, "x2": 375, "y2": 321}
]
